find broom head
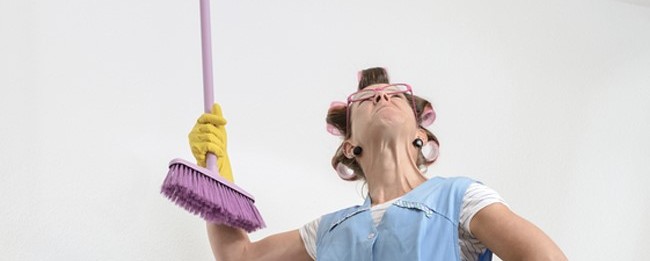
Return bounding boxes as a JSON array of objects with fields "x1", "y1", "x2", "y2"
[{"x1": 161, "y1": 158, "x2": 266, "y2": 232}]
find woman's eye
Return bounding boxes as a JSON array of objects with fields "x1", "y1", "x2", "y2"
[{"x1": 391, "y1": 94, "x2": 402, "y2": 98}]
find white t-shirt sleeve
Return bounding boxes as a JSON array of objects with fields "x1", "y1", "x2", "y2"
[
  {"x1": 459, "y1": 182, "x2": 507, "y2": 236},
  {"x1": 299, "y1": 217, "x2": 321, "y2": 260}
]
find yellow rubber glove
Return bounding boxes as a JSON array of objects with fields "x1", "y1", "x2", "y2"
[{"x1": 188, "y1": 103, "x2": 234, "y2": 182}]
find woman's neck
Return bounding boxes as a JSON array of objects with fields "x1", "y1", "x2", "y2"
[{"x1": 357, "y1": 137, "x2": 427, "y2": 206}]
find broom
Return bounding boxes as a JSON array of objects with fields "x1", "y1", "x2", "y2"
[{"x1": 160, "y1": 0, "x2": 265, "y2": 233}]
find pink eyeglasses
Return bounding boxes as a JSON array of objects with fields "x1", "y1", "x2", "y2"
[{"x1": 345, "y1": 83, "x2": 418, "y2": 136}]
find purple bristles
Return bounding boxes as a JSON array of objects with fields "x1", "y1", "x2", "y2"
[{"x1": 161, "y1": 160, "x2": 266, "y2": 233}]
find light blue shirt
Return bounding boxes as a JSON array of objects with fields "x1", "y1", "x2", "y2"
[{"x1": 315, "y1": 176, "x2": 493, "y2": 261}]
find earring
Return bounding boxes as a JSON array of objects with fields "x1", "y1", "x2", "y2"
[
  {"x1": 412, "y1": 138, "x2": 423, "y2": 148},
  {"x1": 353, "y1": 146, "x2": 363, "y2": 156}
]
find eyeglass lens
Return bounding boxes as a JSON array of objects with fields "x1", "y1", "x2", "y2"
[{"x1": 352, "y1": 85, "x2": 408, "y2": 101}]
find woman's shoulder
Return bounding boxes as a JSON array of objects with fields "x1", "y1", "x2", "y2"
[
  {"x1": 429, "y1": 175, "x2": 477, "y2": 183},
  {"x1": 420, "y1": 175, "x2": 477, "y2": 193}
]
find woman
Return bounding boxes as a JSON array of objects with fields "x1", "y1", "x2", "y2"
[{"x1": 189, "y1": 67, "x2": 568, "y2": 260}]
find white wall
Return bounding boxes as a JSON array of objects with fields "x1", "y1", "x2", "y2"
[{"x1": 2, "y1": 0, "x2": 649, "y2": 260}]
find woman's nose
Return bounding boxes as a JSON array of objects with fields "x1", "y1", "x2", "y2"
[{"x1": 374, "y1": 92, "x2": 390, "y2": 103}]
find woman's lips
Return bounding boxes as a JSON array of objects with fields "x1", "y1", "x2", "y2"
[{"x1": 374, "y1": 104, "x2": 395, "y2": 112}]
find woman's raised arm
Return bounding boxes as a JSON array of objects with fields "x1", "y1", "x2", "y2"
[
  {"x1": 206, "y1": 223, "x2": 312, "y2": 261},
  {"x1": 471, "y1": 203, "x2": 568, "y2": 261}
]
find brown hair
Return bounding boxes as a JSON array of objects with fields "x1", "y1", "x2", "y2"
[{"x1": 326, "y1": 67, "x2": 440, "y2": 181}]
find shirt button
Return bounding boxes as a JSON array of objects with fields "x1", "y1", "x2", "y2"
[{"x1": 368, "y1": 233, "x2": 375, "y2": 239}]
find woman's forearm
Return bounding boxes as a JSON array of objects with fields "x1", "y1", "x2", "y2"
[
  {"x1": 206, "y1": 222, "x2": 251, "y2": 261},
  {"x1": 471, "y1": 204, "x2": 568, "y2": 261},
  {"x1": 206, "y1": 223, "x2": 312, "y2": 261}
]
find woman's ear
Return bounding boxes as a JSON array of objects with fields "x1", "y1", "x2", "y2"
[
  {"x1": 342, "y1": 140, "x2": 355, "y2": 159},
  {"x1": 417, "y1": 128, "x2": 428, "y2": 143}
]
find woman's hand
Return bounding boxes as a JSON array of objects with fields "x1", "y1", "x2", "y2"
[
  {"x1": 471, "y1": 203, "x2": 568, "y2": 261},
  {"x1": 191, "y1": 105, "x2": 312, "y2": 260},
  {"x1": 188, "y1": 103, "x2": 234, "y2": 182}
]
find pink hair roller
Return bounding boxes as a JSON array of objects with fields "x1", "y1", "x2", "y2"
[
  {"x1": 421, "y1": 141, "x2": 439, "y2": 162},
  {"x1": 327, "y1": 124, "x2": 343, "y2": 136},
  {"x1": 420, "y1": 106, "x2": 436, "y2": 127},
  {"x1": 326, "y1": 101, "x2": 347, "y2": 136},
  {"x1": 335, "y1": 162, "x2": 357, "y2": 180}
]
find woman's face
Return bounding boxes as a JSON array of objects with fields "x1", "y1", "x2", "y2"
[{"x1": 348, "y1": 84, "x2": 418, "y2": 140}]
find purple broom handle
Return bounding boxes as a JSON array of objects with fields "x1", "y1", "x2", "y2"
[{"x1": 200, "y1": 0, "x2": 218, "y2": 173}]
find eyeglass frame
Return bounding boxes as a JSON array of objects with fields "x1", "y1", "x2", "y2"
[{"x1": 345, "y1": 83, "x2": 419, "y2": 137}]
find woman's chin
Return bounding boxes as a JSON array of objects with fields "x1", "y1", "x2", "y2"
[
  {"x1": 366, "y1": 116, "x2": 408, "y2": 136},
  {"x1": 374, "y1": 110, "x2": 407, "y2": 126},
  {"x1": 353, "y1": 108, "x2": 412, "y2": 138}
]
